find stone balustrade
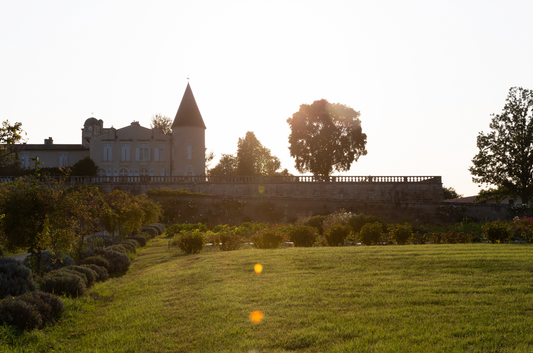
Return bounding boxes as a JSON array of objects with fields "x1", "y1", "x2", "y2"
[{"x1": 0, "y1": 175, "x2": 442, "y2": 184}]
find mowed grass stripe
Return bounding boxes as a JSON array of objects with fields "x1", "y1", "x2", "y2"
[{"x1": 2, "y1": 241, "x2": 533, "y2": 352}]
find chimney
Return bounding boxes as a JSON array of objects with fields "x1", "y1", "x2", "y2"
[{"x1": 44, "y1": 137, "x2": 53, "y2": 145}]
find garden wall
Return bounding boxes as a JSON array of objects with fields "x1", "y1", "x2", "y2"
[
  {"x1": 99, "y1": 175, "x2": 444, "y2": 203},
  {"x1": 149, "y1": 194, "x2": 510, "y2": 225}
]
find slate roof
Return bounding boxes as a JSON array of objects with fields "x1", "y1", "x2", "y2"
[
  {"x1": 172, "y1": 83, "x2": 206, "y2": 129},
  {"x1": 7, "y1": 144, "x2": 88, "y2": 151},
  {"x1": 443, "y1": 196, "x2": 477, "y2": 203}
]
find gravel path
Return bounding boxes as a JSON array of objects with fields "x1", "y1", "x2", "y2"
[{"x1": 9, "y1": 253, "x2": 30, "y2": 261}]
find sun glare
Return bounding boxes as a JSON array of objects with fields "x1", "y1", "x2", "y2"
[
  {"x1": 254, "y1": 263, "x2": 263, "y2": 274},
  {"x1": 249, "y1": 310, "x2": 264, "y2": 324}
]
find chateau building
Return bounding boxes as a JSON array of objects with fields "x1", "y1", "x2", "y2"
[{"x1": 16, "y1": 83, "x2": 206, "y2": 177}]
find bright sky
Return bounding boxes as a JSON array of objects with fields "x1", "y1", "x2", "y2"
[{"x1": 2, "y1": 0, "x2": 532, "y2": 197}]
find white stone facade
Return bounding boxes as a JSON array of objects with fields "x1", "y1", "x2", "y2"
[{"x1": 14, "y1": 84, "x2": 206, "y2": 176}]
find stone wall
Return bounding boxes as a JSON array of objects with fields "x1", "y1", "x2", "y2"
[
  {"x1": 96, "y1": 175, "x2": 444, "y2": 203},
  {"x1": 151, "y1": 195, "x2": 509, "y2": 225}
]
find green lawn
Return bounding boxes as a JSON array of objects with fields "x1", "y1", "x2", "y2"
[{"x1": 2, "y1": 240, "x2": 533, "y2": 352}]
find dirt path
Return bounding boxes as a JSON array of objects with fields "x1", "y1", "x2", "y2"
[{"x1": 9, "y1": 253, "x2": 29, "y2": 261}]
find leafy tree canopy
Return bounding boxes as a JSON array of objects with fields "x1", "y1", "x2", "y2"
[
  {"x1": 287, "y1": 99, "x2": 367, "y2": 177},
  {"x1": 442, "y1": 186, "x2": 463, "y2": 200},
  {"x1": 209, "y1": 154, "x2": 238, "y2": 176},
  {"x1": 71, "y1": 157, "x2": 98, "y2": 176},
  {"x1": 474, "y1": 185, "x2": 512, "y2": 204},
  {"x1": 470, "y1": 87, "x2": 533, "y2": 203},
  {"x1": 209, "y1": 132, "x2": 289, "y2": 176},
  {"x1": 150, "y1": 114, "x2": 172, "y2": 135},
  {"x1": 0, "y1": 120, "x2": 25, "y2": 166}
]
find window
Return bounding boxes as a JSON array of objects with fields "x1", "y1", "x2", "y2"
[
  {"x1": 187, "y1": 141, "x2": 192, "y2": 160},
  {"x1": 136, "y1": 143, "x2": 150, "y2": 161},
  {"x1": 129, "y1": 168, "x2": 139, "y2": 176},
  {"x1": 140, "y1": 168, "x2": 149, "y2": 176},
  {"x1": 160, "y1": 168, "x2": 166, "y2": 176},
  {"x1": 186, "y1": 165, "x2": 193, "y2": 176},
  {"x1": 119, "y1": 168, "x2": 128, "y2": 176},
  {"x1": 149, "y1": 168, "x2": 154, "y2": 176},
  {"x1": 58, "y1": 153, "x2": 68, "y2": 168},
  {"x1": 19, "y1": 153, "x2": 29, "y2": 168},
  {"x1": 103, "y1": 144, "x2": 113, "y2": 161},
  {"x1": 121, "y1": 144, "x2": 130, "y2": 161},
  {"x1": 154, "y1": 143, "x2": 164, "y2": 161},
  {"x1": 106, "y1": 168, "x2": 118, "y2": 176},
  {"x1": 97, "y1": 168, "x2": 106, "y2": 176}
]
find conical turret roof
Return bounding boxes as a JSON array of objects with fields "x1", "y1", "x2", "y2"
[{"x1": 172, "y1": 83, "x2": 206, "y2": 129}]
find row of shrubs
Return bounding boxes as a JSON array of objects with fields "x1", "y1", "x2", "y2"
[
  {"x1": 0, "y1": 223, "x2": 165, "y2": 331},
  {"x1": 167, "y1": 213, "x2": 533, "y2": 254},
  {"x1": 167, "y1": 222, "x2": 271, "y2": 254}
]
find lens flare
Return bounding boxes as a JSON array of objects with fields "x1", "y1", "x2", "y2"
[
  {"x1": 258, "y1": 185, "x2": 265, "y2": 194},
  {"x1": 249, "y1": 310, "x2": 264, "y2": 324},
  {"x1": 254, "y1": 263, "x2": 263, "y2": 274}
]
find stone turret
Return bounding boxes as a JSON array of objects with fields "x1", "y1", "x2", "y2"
[
  {"x1": 172, "y1": 83, "x2": 206, "y2": 176},
  {"x1": 82, "y1": 117, "x2": 104, "y2": 148}
]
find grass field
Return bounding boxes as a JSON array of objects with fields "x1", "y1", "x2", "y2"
[{"x1": 2, "y1": 239, "x2": 533, "y2": 352}]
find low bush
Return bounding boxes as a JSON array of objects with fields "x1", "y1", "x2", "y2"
[
  {"x1": 0, "y1": 258, "x2": 37, "y2": 299},
  {"x1": 412, "y1": 232, "x2": 429, "y2": 244},
  {"x1": 165, "y1": 223, "x2": 208, "y2": 237},
  {"x1": 252, "y1": 230, "x2": 285, "y2": 249},
  {"x1": 348, "y1": 214, "x2": 386, "y2": 234},
  {"x1": 58, "y1": 268, "x2": 88, "y2": 287},
  {"x1": 217, "y1": 233, "x2": 241, "y2": 251},
  {"x1": 126, "y1": 235, "x2": 147, "y2": 247},
  {"x1": 482, "y1": 221, "x2": 512, "y2": 243},
  {"x1": 324, "y1": 224, "x2": 350, "y2": 246},
  {"x1": 106, "y1": 244, "x2": 129, "y2": 255},
  {"x1": 122, "y1": 239, "x2": 140, "y2": 249},
  {"x1": 150, "y1": 223, "x2": 165, "y2": 235},
  {"x1": 80, "y1": 248, "x2": 95, "y2": 260},
  {"x1": 176, "y1": 232, "x2": 205, "y2": 254},
  {"x1": 430, "y1": 232, "x2": 445, "y2": 244},
  {"x1": 443, "y1": 230, "x2": 472, "y2": 244},
  {"x1": 94, "y1": 248, "x2": 131, "y2": 274},
  {"x1": 141, "y1": 226, "x2": 158, "y2": 239},
  {"x1": 39, "y1": 270, "x2": 87, "y2": 298},
  {"x1": 212, "y1": 224, "x2": 228, "y2": 233},
  {"x1": 115, "y1": 242, "x2": 136, "y2": 254},
  {"x1": 18, "y1": 291, "x2": 64, "y2": 325},
  {"x1": 288, "y1": 225, "x2": 317, "y2": 247},
  {"x1": 23, "y1": 250, "x2": 75, "y2": 274},
  {"x1": 510, "y1": 216, "x2": 533, "y2": 243},
  {"x1": 139, "y1": 232, "x2": 152, "y2": 241},
  {"x1": 79, "y1": 256, "x2": 111, "y2": 273},
  {"x1": 389, "y1": 223, "x2": 414, "y2": 245},
  {"x1": 88, "y1": 235, "x2": 116, "y2": 247},
  {"x1": 359, "y1": 222, "x2": 384, "y2": 245},
  {"x1": 64, "y1": 265, "x2": 98, "y2": 287},
  {"x1": 0, "y1": 297, "x2": 42, "y2": 330},
  {"x1": 304, "y1": 215, "x2": 328, "y2": 235},
  {"x1": 81, "y1": 264, "x2": 109, "y2": 282}
]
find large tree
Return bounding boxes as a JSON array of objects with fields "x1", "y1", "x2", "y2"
[
  {"x1": 287, "y1": 99, "x2": 367, "y2": 177},
  {"x1": 0, "y1": 176, "x2": 84, "y2": 275},
  {"x1": 150, "y1": 113, "x2": 172, "y2": 135},
  {"x1": 470, "y1": 87, "x2": 533, "y2": 204},
  {"x1": 0, "y1": 120, "x2": 25, "y2": 166},
  {"x1": 237, "y1": 131, "x2": 284, "y2": 176},
  {"x1": 208, "y1": 154, "x2": 238, "y2": 176},
  {"x1": 209, "y1": 132, "x2": 288, "y2": 176}
]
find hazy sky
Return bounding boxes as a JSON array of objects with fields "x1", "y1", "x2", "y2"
[{"x1": 2, "y1": 0, "x2": 532, "y2": 196}]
